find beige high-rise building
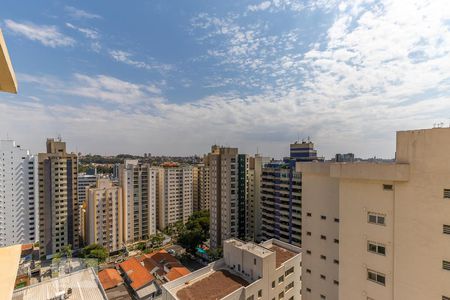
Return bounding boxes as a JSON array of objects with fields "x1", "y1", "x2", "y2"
[
  {"x1": 84, "y1": 179, "x2": 123, "y2": 252},
  {"x1": 157, "y1": 163, "x2": 193, "y2": 229},
  {"x1": 298, "y1": 128, "x2": 450, "y2": 300},
  {"x1": 119, "y1": 160, "x2": 157, "y2": 243},
  {"x1": 38, "y1": 138, "x2": 79, "y2": 258},
  {"x1": 199, "y1": 160, "x2": 210, "y2": 211},
  {"x1": 208, "y1": 146, "x2": 239, "y2": 248},
  {"x1": 250, "y1": 154, "x2": 271, "y2": 242},
  {"x1": 192, "y1": 165, "x2": 200, "y2": 212}
]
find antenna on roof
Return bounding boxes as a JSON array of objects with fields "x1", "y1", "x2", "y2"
[{"x1": 57, "y1": 134, "x2": 62, "y2": 142}]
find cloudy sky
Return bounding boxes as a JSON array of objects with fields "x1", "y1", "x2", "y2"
[{"x1": 1, "y1": 0, "x2": 450, "y2": 159}]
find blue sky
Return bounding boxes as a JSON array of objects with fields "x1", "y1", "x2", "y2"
[{"x1": 1, "y1": 0, "x2": 450, "y2": 158}]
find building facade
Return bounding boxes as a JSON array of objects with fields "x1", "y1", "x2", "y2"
[
  {"x1": 198, "y1": 160, "x2": 210, "y2": 211},
  {"x1": 298, "y1": 128, "x2": 450, "y2": 300},
  {"x1": 78, "y1": 174, "x2": 97, "y2": 205},
  {"x1": 252, "y1": 155, "x2": 272, "y2": 242},
  {"x1": 0, "y1": 140, "x2": 38, "y2": 247},
  {"x1": 192, "y1": 165, "x2": 200, "y2": 212},
  {"x1": 38, "y1": 138, "x2": 79, "y2": 258},
  {"x1": 119, "y1": 160, "x2": 157, "y2": 243},
  {"x1": 162, "y1": 238, "x2": 302, "y2": 300},
  {"x1": 156, "y1": 163, "x2": 193, "y2": 229},
  {"x1": 84, "y1": 179, "x2": 123, "y2": 252},
  {"x1": 208, "y1": 146, "x2": 239, "y2": 249},
  {"x1": 261, "y1": 161, "x2": 302, "y2": 247}
]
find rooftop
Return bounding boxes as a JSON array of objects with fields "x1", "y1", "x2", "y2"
[
  {"x1": 12, "y1": 268, "x2": 107, "y2": 300},
  {"x1": 104, "y1": 285, "x2": 131, "y2": 300},
  {"x1": 176, "y1": 269, "x2": 248, "y2": 300},
  {"x1": 165, "y1": 267, "x2": 191, "y2": 281},
  {"x1": 98, "y1": 268, "x2": 123, "y2": 290},
  {"x1": 119, "y1": 257, "x2": 155, "y2": 290},
  {"x1": 267, "y1": 244, "x2": 297, "y2": 268}
]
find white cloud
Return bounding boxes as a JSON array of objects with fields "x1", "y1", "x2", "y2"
[
  {"x1": 65, "y1": 23, "x2": 99, "y2": 39},
  {"x1": 248, "y1": 1, "x2": 272, "y2": 11},
  {"x1": 4, "y1": 19, "x2": 75, "y2": 48},
  {"x1": 109, "y1": 50, "x2": 173, "y2": 73},
  {"x1": 65, "y1": 6, "x2": 102, "y2": 20},
  {"x1": 20, "y1": 73, "x2": 163, "y2": 105}
]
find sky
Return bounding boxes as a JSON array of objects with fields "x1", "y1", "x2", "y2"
[{"x1": 1, "y1": 0, "x2": 450, "y2": 159}]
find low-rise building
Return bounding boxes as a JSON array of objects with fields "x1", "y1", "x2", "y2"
[
  {"x1": 143, "y1": 249, "x2": 190, "y2": 282},
  {"x1": 119, "y1": 257, "x2": 159, "y2": 300},
  {"x1": 162, "y1": 238, "x2": 301, "y2": 300},
  {"x1": 12, "y1": 268, "x2": 108, "y2": 300},
  {"x1": 98, "y1": 268, "x2": 130, "y2": 300}
]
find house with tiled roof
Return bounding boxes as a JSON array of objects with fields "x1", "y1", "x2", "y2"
[
  {"x1": 142, "y1": 249, "x2": 191, "y2": 282},
  {"x1": 119, "y1": 257, "x2": 159, "y2": 299}
]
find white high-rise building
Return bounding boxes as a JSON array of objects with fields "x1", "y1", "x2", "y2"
[
  {"x1": 119, "y1": 160, "x2": 157, "y2": 243},
  {"x1": 0, "y1": 140, "x2": 38, "y2": 247},
  {"x1": 78, "y1": 174, "x2": 98, "y2": 205},
  {"x1": 156, "y1": 163, "x2": 193, "y2": 229}
]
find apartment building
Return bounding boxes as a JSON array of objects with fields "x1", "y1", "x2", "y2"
[
  {"x1": 83, "y1": 179, "x2": 123, "y2": 252},
  {"x1": 192, "y1": 165, "x2": 200, "y2": 211},
  {"x1": 237, "y1": 154, "x2": 256, "y2": 240},
  {"x1": 208, "y1": 146, "x2": 239, "y2": 248},
  {"x1": 157, "y1": 163, "x2": 193, "y2": 229},
  {"x1": 162, "y1": 238, "x2": 302, "y2": 300},
  {"x1": 0, "y1": 140, "x2": 38, "y2": 247},
  {"x1": 298, "y1": 128, "x2": 450, "y2": 300},
  {"x1": 38, "y1": 138, "x2": 79, "y2": 258},
  {"x1": 261, "y1": 161, "x2": 302, "y2": 247},
  {"x1": 252, "y1": 155, "x2": 272, "y2": 242},
  {"x1": 78, "y1": 173, "x2": 98, "y2": 205},
  {"x1": 119, "y1": 160, "x2": 157, "y2": 243},
  {"x1": 199, "y1": 160, "x2": 210, "y2": 211}
]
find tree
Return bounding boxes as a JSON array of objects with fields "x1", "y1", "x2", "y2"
[
  {"x1": 149, "y1": 233, "x2": 165, "y2": 249},
  {"x1": 80, "y1": 244, "x2": 108, "y2": 263},
  {"x1": 178, "y1": 229, "x2": 204, "y2": 254}
]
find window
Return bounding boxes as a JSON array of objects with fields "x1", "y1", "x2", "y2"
[
  {"x1": 333, "y1": 280, "x2": 339, "y2": 285},
  {"x1": 367, "y1": 269, "x2": 386, "y2": 286},
  {"x1": 254, "y1": 258, "x2": 257, "y2": 265},
  {"x1": 444, "y1": 225, "x2": 450, "y2": 234},
  {"x1": 320, "y1": 274, "x2": 326, "y2": 280},
  {"x1": 368, "y1": 241, "x2": 386, "y2": 255},
  {"x1": 320, "y1": 235, "x2": 326, "y2": 240},
  {"x1": 334, "y1": 218, "x2": 339, "y2": 223},
  {"x1": 444, "y1": 189, "x2": 450, "y2": 198},
  {"x1": 320, "y1": 255, "x2": 326, "y2": 260},
  {"x1": 285, "y1": 282, "x2": 294, "y2": 291},
  {"x1": 321, "y1": 215, "x2": 326, "y2": 220},
  {"x1": 333, "y1": 259, "x2": 339, "y2": 265},
  {"x1": 285, "y1": 267, "x2": 294, "y2": 276},
  {"x1": 307, "y1": 231, "x2": 311, "y2": 236},
  {"x1": 306, "y1": 250, "x2": 311, "y2": 255},
  {"x1": 306, "y1": 269, "x2": 311, "y2": 274},
  {"x1": 368, "y1": 212, "x2": 385, "y2": 225},
  {"x1": 320, "y1": 295, "x2": 326, "y2": 299},
  {"x1": 443, "y1": 260, "x2": 450, "y2": 271},
  {"x1": 272, "y1": 281, "x2": 275, "y2": 288},
  {"x1": 258, "y1": 290, "x2": 262, "y2": 298},
  {"x1": 306, "y1": 212, "x2": 312, "y2": 217},
  {"x1": 383, "y1": 184, "x2": 393, "y2": 190},
  {"x1": 334, "y1": 239, "x2": 339, "y2": 244},
  {"x1": 306, "y1": 288, "x2": 311, "y2": 293},
  {"x1": 247, "y1": 296, "x2": 254, "y2": 300},
  {"x1": 278, "y1": 291, "x2": 284, "y2": 299},
  {"x1": 442, "y1": 296, "x2": 450, "y2": 300},
  {"x1": 279, "y1": 275, "x2": 284, "y2": 283}
]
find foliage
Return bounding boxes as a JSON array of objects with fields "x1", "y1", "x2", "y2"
[
  {"x1": 177, "y1": 210, "x2": 210, "y2": 254},
  {"x1": 206, "y1": 248, "x2": 223, "y2": 261},
  {"x1": 148, "y1": 232, "x2": 165, "y2": 249},
  {"x1": 80, "y1": 244, "x2": 109, "y2": 262}
]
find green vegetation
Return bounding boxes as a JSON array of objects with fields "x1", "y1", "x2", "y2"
[
  {"x1": 177, "y1": 210, "x2": 210, "y2": 254},
  {"x1": 80, "y1": 244, "x2": 109, "y2": 263},
  {"x1": 206, "y1": 247, "x2": 223, "y2": 261}
]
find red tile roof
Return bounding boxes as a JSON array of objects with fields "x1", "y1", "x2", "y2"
[
  {"x1": 119, "y1": 257, "x2": 154, "y2": 290},
  {"x1": 165, "y1": 267, "x2": 190, "y2": 281},
  {"x1": 21, "y1": 244, "x2": 33, "y2": 251},
  {"x1": 98, "y1": 269, "x2": 123, "y2": 290}
]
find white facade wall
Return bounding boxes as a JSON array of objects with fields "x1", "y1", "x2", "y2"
[{"x1": 0, "y1": 140, "x2": 37, "y2": 247}]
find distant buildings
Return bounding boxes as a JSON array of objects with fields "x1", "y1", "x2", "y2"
[
  {"x1": 334, "y1": 153, "x2": 355, "y2": 162},
  {"x1": 298, "y1": 128, "x2": 450, "y2": 300},
  {"x1": 0, "y1": 140, "x2": 38, "y2": 247},
  {"x1": 83, "y1": 179, "x2": 124, "y2": 252},
  {"x1": 156, "y1": 163, "x2": 193, "y2": 229},
  {"x1": 142, "y1": 249, "x2": 190, "y2": 282},
  {"x1": 198, "y1": 162, "x2": 210, "y2": 211},
  {"x1": 38, "y1": 138, "x2": 79, "y2": 258},
  {"x1": 162, "y1": 238, "x2": 301, "y2": 300},
  {"x1": 208, "y1": 146, "x2": 239, "y2": 249},
  {"x1": 119, "y1": 160, "x2": 157, "y2": 243}
]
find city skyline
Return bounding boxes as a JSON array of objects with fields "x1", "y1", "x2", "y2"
[{"x1": 1, "y1": 0, "x2": 449, "y2": 158}]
